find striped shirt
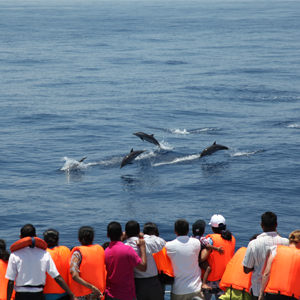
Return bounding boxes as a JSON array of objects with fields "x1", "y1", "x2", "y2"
[{"x1": 242, "y1": 231, "x2": 289, "y2": 296}]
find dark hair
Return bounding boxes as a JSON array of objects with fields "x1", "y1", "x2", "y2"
[
  {"x1": 20, "y1": 224, "x2": 36, "y2": 238},
  {"x1": 143, "y1": 222, "x2": 159, "y2": 236},
  {"x1": 250, "y1": 233, "x2": 260, "y2": 241},
  {"x1": 78, "y1": 226, "x2": 94, "y2": 246},
  {"x1": 0, "y1": 239, "x2": 10, "y2": 261},
  {"x1": 125, "y1": 220, "x2": 140, "y2": 238},
  {"x1": 175, "y1": 219, "x2": 189, "y2": 236},
  {"x1": 261, "y1": 212, "x2": 277, "y2": 231},
  {"x1": 43, "y1": 229, "x2": 59, "y2": 247},
  {"x1": 212, "y1": 225, "x2": 232, "y2": 241},
  {"x1": 102, "y1": 241, "x2": 110, "y2": 250},
  {"x1": 107, "y1": 222, "x2": 122, "y2": 241}
]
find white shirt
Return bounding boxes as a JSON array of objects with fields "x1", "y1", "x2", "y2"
[
  {"x1": 5, "y1": 247, "x2": 59, "y2": 292},
  {"x1": 242, "y1": 231, "x2": 289, "y2": 296},
  {"x1": 166, "y1": 235, "x2": 202, "y2": 295},
  {"x1": 125, "y1": 234, "x2": 166, "y2": 278}
]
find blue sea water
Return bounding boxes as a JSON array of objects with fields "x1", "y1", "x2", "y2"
[{"x1": 1, "y1": 0, "x2": 300, "y2": 271}]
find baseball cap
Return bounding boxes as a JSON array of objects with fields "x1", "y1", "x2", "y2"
[
  {"x1": 209, "y1": 214, "x2": 226, "y2": 228},
  {"x1": 192, "y1": 220, "x2": 206, "y2": 235}
]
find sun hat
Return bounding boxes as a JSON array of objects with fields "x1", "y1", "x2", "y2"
[
  {"x1": 192, "y1": 220, "x2": 206, "y2": 235},
  {"x1": 209, "y1": 214, "x2": 226, "y2": 228}
]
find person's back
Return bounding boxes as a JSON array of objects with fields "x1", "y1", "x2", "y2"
[
  {"x1": 125, "y1": 221, "x2": 165, "y2": 300},
  {"x1": 242, "y1": 212, "x2": 289, "y2": 299},
  {"x1": 219, "y1": 247, "x2": 252, "y2": 300},
  {"x1": 69, "y1": 226, "x2": 105, "y2": 298},
  {"x1": 43, "y1": 229, "x2": 71, "y2": 300},
  {"x1": 105, "y1": 221, "x2": 147, "y2": 300},
  {"x1": 0, "y1": 239, "x2": 15, "y2": 300},
  {"x1": 5, "y1": 224, "x2": 78, "y2": 300},
  {"x1": 166, "y1": 219, "x2": 203, "y2": 300}
]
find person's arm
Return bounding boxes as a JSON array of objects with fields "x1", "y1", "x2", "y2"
[
  {"x1": 69, "y1": 272, "x2": 102, "y2": 298},
  {"x1": 54, "y1": 275, "x2": 81, "y2": 300},
  {"x1": 69, "y1": 251, "x2": 102, "y2": 298},
  {"x1": 135, "y1": 239, "x2": 147, "y2": 272},
  {"x1": 258, "y1": 254, "x2": 274, "y2": 300},
  {"x1": 199, "y1": 248, "x2": 211, "y2": 263},
  {"x1": 205, "y1": 244, "x2": 224, "y2": 254},
  {"x1": 7, "y1": 280, "x2": 14, "y2": 300}
]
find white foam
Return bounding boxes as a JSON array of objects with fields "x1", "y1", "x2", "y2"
[
  {"x1": 287, "y1": 123, "x2": 300, "y2": 129},
  {"x1": 170, "y1": 128, "x2": 190, "y2": 134},
  {"x1": 230, "y1": 150, "x2": 263, "y2": 157},
  {"x1": 152, "y1": 154, "x2": 199, "y2": 167},
  {"x1": 191, "y1": 128, "x2": 220, "y2": 133}
]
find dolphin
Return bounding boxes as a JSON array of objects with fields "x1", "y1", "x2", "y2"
[
  {"x1": 200, "y1": 141, "x2": 229, "y2": 158},
  {"x1": 133, "y1": 132, "x2": 160, "y2": 148},
  {"x1": 78, "y1": 157, "x2": 87, "y2": 163},
  {"x1": 120, "y1": 148, "x2": 148, "y2": 169}
]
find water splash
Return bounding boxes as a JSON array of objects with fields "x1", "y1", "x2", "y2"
[
  {"x1": 60, "y1": 157, "x2": 89, "y2": 171},
  {"x1": 287, "y1": 123, "x2": 300, "y2": 129}
]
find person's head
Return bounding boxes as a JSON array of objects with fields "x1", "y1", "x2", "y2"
[
  {"x1": 174, "y1": 219, "x2": 189, "y2": 236},
  {"x1": 20, "y1": 224, "x2": 36, "y2": 238},
  {"x1": 43, "y1": 229, "x2": 59, "y2": 247},
  {"x1": 107, "y1": 222, "x2": 123, "y2": 241},
  {"x1": 0, "y1": 239, "x2": 10, "y2": 261},
  {"x1": 209, "y1": 214, "x2": 232, "y2": 241},
  {"x1": 143, "y1": 222, "x2": 159, "y2": 236},
  {"x1": 78, "y1": 226, "x2": 94, "y2": 246},
  {"x1": 192, "y1": 220, "x2": 206, "y2": 237},
  {"x1": 125, "y1": 220, "x2": 140, "y2": 238},
  {"x1": 102, "y1": 241, "x2": 110, "y2": 250},
  {"x1": 289, "y1": 230, "x2": 300, "y2": 248},
  {"x1": 261, "y1": 212, "x2": 277, "y2": 232}
]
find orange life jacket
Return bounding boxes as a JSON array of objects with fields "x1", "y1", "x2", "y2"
[
  {"x1": 265, "y1": 245, "x2": 300, "y2": 299},
  {"x1": 153, "y1": 247, "x2": 174, "y2": 277},
  {"x1": 10, "y1": 237, "x2": 47, "y2": 253},
  {"x1": 69, "y1": 244, "x2": 106, "y2": 297},
  {"x1": 0, "y1": 259, "x2": 15, "y2": 300},
  {"x1": 205, "y1": 234, "x2": 236, "y2": 282},
  {"x1": 219, "y1": 247, "x2": 252, "y2": 293},
  {"x1": 44, "y1": 246, "x2": 71, "y2": 294}
]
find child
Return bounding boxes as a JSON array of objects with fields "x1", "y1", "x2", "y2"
[{"x1": 192, "y1": 219, "x2": 224, "y2": 290}]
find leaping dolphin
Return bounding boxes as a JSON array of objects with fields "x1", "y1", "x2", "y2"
[
  {"x1": 78, "y1": 157, "x2": 87, "y2": 163},
  {"x1": 200, "y1": 141, "x2": 229, "y2": 158},
  {"x1": 120, "y1": 148, "x2": 148, "y2": 169},
  {"x1": 133, "y1": 132, "x2": 160, "y2": 148}
]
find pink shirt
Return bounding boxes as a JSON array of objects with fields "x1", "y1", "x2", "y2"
[{"x1": 105, "y1": 241, "x2": 142, "y2": 300}]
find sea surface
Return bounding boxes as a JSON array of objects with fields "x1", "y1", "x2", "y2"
[{"x1": 1, "y1": 0, "x2": 299, "y2": 285}]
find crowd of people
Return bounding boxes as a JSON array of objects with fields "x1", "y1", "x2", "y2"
[{"x1": 0, "y1": 211, "x2": 299, "y2": 300}]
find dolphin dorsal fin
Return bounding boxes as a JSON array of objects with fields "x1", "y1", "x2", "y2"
[
  {"x1": 150, "y1": 134, "x2": 154, "y2": 136},
  {"x1": 213, "y1": 141, "x2": 216, "y2": 145},
  {"x1": 131, "y1": 148, "x2": 133, "y2": 152}
]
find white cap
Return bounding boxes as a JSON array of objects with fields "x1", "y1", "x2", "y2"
[{"x1": 209, "y1": 214, "x2": 226, "y2": 228}]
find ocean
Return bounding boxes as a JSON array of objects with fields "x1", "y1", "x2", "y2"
[{"x1": 0, "y1": 0, "x2": 299, "y2": 292}]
